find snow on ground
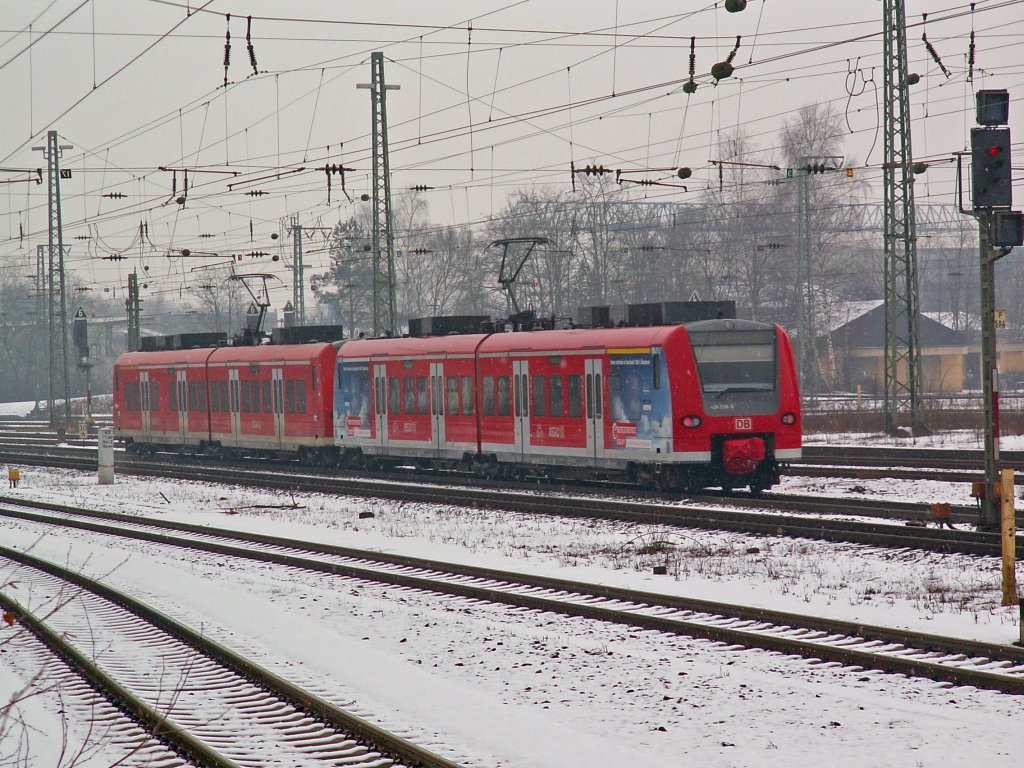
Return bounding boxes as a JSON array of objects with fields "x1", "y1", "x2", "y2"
[{"x1": 2, "y1": 463, "x2": 1024, "y2": 767}]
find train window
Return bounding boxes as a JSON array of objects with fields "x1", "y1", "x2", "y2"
[
  {"x1": 404, "y1": 377, "x2": 415, "y2": 414},
  {"x1": 567, "y1": 375, "x2": 583, "y2": 418},
  {"x1": 497, "y1": 376, "x2": 511, "y2": 417},
  {"x1": 389, "y1": 378, "x2": 400, "y2": 414},
  {"x1": 513, "y1": 376, "x2": 521, "y2": 418},
  {"x1": 123, "y1": 382, "x2": 131, "y2": 411},
  {"x1": 188, "y1": 382, "x2": 197, "y2": 412},
  {"x1": 286, "y1": 380, "x2": 296, "y2": 413},
  {"x1": 531, "y1": 375, "x2": 546, "y2": 417},
  {"x1": 211, "y1": 381, "x2": 220, "y2": 412},
  {"x1": 482, "y1": 377, "x2": 495, "y2": 416},
  {"x1": 250, "y1": 381, "x2": 260, "y2": 413},
  {"x1": 690, "y1": 329, "x2": 777, "y2": 393},
  {"x1": 461, "y1": 376, "x2": 474, "y2": 415},
  {"x1": 241, "y1": 380, "x2": 251, "y2": 413},
  {"x1": 198, "y1": 382, "x2": 206, "y2": 411},
  {"x1": 222, "y1": 381, "x2": 230, "y2": 413},
  {"x1": 133, "y1": 382, "x2": 141, "y2": 411},
  {"x1": 169, "y1": 381, "x2": 177, "y2": 412},
  {"x1": 311, "y1": 366, "x2": 317, "y2": 392},
  {"x1": 652, "y1": 354, "x2": 661, "y2": 389},
  {"x1": 417, "y1": 377, "x2": 429, "y2": 415},
  {"x1": 141, "y1": 381, "x2": 149, "y2": 412},
  {"x1": 549, "y1": 376, "x2": 564, "y2": 418},
  {"x1": 595, "y1": 374, "x2": 602, "y2": 417},
  {"x1": 447, "y1": 376, "x2": 459, "y2": 415},
  {"x1": 150, "y1": 382, "x2": 159, "y2": 413},
  {"x1": 297, "y1": 381, "x2": 307, "y2": 414},
  {"x1": 263, "y1": 380, "x2": 272, "y2": 413},
  {"x1": 586, "y1": 374, "x2": 593, "y2": 419}
]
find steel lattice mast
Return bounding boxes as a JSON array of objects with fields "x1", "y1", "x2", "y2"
[
  {"x1": 882, "y1": 0, "x2": 925, "y2": 433},
  {"x1": 359, "y1": 52, "x2": 399, "y2": 336},
  {"x1": 35, "y1": 131, "x2": 72, "y2": 427}
]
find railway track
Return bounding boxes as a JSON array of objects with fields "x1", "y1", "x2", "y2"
[
  {"x1": 4, "y1": 497, "x2": 1024, "y2": 697},
  {"x1": 0, "y1": 543, "x2": 465, "y2": 768},
  {"x1": 0, "y1": 444, "x2": 1017, "y2": 558}
]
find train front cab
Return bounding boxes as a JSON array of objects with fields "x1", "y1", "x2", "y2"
[{"x1": 675, "y1": 319, "x2": 801, "y2": 492}]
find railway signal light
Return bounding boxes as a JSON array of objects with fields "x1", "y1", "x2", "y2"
[
  {"x1": 803, "y1": 162, "x2": 829, "y2": 175},
  {"x1": 677, "y1": 167, "x2": 692, "y2": 180},
  {"x1": 971, "y1": 127, "x2": 1012, "y2": 209}
]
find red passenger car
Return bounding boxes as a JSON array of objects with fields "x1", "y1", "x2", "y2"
[
  {"x1": 114, "y1": 342, "x2": 337, "y2": 460},
  {"x1": 334, "y1": 318, "x2": 800, "y2": 491}
]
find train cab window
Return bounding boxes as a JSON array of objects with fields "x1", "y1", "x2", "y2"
[
  {"x1": 531, "y1": 375, "x2": 546, "y2": 417},
  {"x1": 263, "y1": 381, "x2": 272, "y2": 413},
  {"x1": 403, "y1": 377, "x2": 415, "y2": 414},
  {"x1": 690, "y1": 329, "x2": 777, "y2": 393},
  {"x1": 417, "y1": 377, "x2": 429, "y2": 415},
  {"x1": 286, "y1": 380, "x2": 296, "y2": 413},
  {"x1": 150, "y1": 381, "x2": 159, "y2": 413},
  {"x1": 123, "y1": 382, "x2": 131, "y2": 411},
  {"x1": 497, "y1": 376, "x2": 512, "y2": 417},
  {"x1": 241, "y1": 380, "x2": 251, "y2": 413},
  {"x1": 250, "y1": 381, "x2": 260, "y2": 413},
  {"x1": 388, "y1": 377, "x2": 400, "y2": 414},
  {"x1": 169, "y1": 381, "x2": 177, "y2": 412},
  {"x1": 482, "y1": 376, "x2": 495, "y2": 416},
  {"x1": 652, "y1": 354, "x2": 661, "y2": 389},
  {"x1": 447, "y1": 376, "x2": 459, "y2": 415},
  {"x1": 311, "y1": 366, "x2": 317, "y2": 392},
  {"x1": 461, "y1": 376, "x2": 474, "y2": 415},
  {"x1": 567, "y1": 375, "x2": 583, "y2": 418},
  {"x1": 211, "y1": 380, "x2": 221, "y2": 412},
  {"x1": 549, "y1": 376, "x2": 564, "y2": 418},
  {"x1": 297, "y1": 380, "x2": 307, "y2": 414}
]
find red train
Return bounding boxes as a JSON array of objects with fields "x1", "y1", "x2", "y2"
[{"x1": 114, "y1": 318, "x2": 800, "y2": 492}]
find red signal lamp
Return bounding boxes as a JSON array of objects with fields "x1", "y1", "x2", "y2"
[{"x1": 988, "y1": 146, "x2": 1002, "y2": 157}]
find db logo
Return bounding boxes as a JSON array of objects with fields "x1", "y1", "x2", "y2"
[{"x1": 734, "y1": 417, "x2": 752, "y2": 431}]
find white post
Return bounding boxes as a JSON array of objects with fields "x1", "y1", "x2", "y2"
[{"x1": 98, "y1": 427, "x2": 114, "y2": 485}]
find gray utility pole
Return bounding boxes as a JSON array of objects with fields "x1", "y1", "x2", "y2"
[
  {"x1": 796, "y1": 164, "x2": 814, "y2": 399},
  {"x1": 33, "y1": 131, "x2": 72, "y2": 428},
  {"x1": 794, "y1": 158, "x2": 842, "y2": 399},
  {"x1": 357, "y1": 52, "x2": 400, "y2": 336},
  {"x1": 882, "y1": 0, "x2": 926, "y2": 435},
  {"x1": 291, "y1": 216, "x2": 305, "y2": 326},
  {"x1": 126, "y1": 270, "x2": 142, "y2": 352},
  {"x1": 34, "y1": 245, "x2": 46, "y2": 410}
]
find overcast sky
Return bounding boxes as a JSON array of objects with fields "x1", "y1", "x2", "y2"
[{"x1": 0, "y1": 0, "x2": 1021, "y2": 309}]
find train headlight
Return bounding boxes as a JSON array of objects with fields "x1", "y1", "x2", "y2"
[
  {"x1": 781, "y1": 412, "x2": 797, "y2": 426},
  {"x1": 681, "y1": 415, "x2": 702, "y2": 428}
]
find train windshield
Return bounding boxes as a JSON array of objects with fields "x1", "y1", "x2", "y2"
[{"x1": 690, "y1": 329, "x2": 777, "y2": 393}]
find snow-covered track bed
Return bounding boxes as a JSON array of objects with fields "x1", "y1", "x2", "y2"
[
  {"x1": 6, "y1": 498, "x2": 1024, "y2": 697},
  {"x1": 0, "y1": 545, "x2": 464, "y2": 768},
  {"x1": 0, "y1": 446, "x2": 1016, "y2": 557}
]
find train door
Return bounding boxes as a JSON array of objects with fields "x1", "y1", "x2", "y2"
[
  {"x1": 429, "y1": 361, "x2": 446, "y2": 453},
  {"x1": 271, "y1": 367, "x2": 285, "y2": 449},
  {"x1": 373, "y1": 363, "x2": 389, "y2": 454},
  {"x1": 175, "y1": 370, "x2": 188, "y2": 445},
  {"x1": 585, "y1": 358, "x2": 605, "y2": 460},
  {"x1": 512, "y1": 360, "x2": 530, "y2": 459},
  {"x1": 228, "y1": 368, "x2": 241, "y2": 446},
  {"x1": 140, "y1": 371, "x2": 152, "y2": 440}
]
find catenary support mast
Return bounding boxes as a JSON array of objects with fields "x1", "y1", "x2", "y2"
[{"x1": 882, "y1": 0, "x2": 926, "y2": 433}]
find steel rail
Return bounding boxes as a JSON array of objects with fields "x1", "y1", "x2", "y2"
[
  {"x1": 0, "y1": 589, "x2": 244, "y2": 768},
  {"x1": 0, "y1": 543, "x2": 466, "y2": 768},
  {"x1": 5, "y1": 500, "x2": 1024, "y2": 696},
  {"x1": 0, "y1": 447, "x2": 1018, "y2": 558}
]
